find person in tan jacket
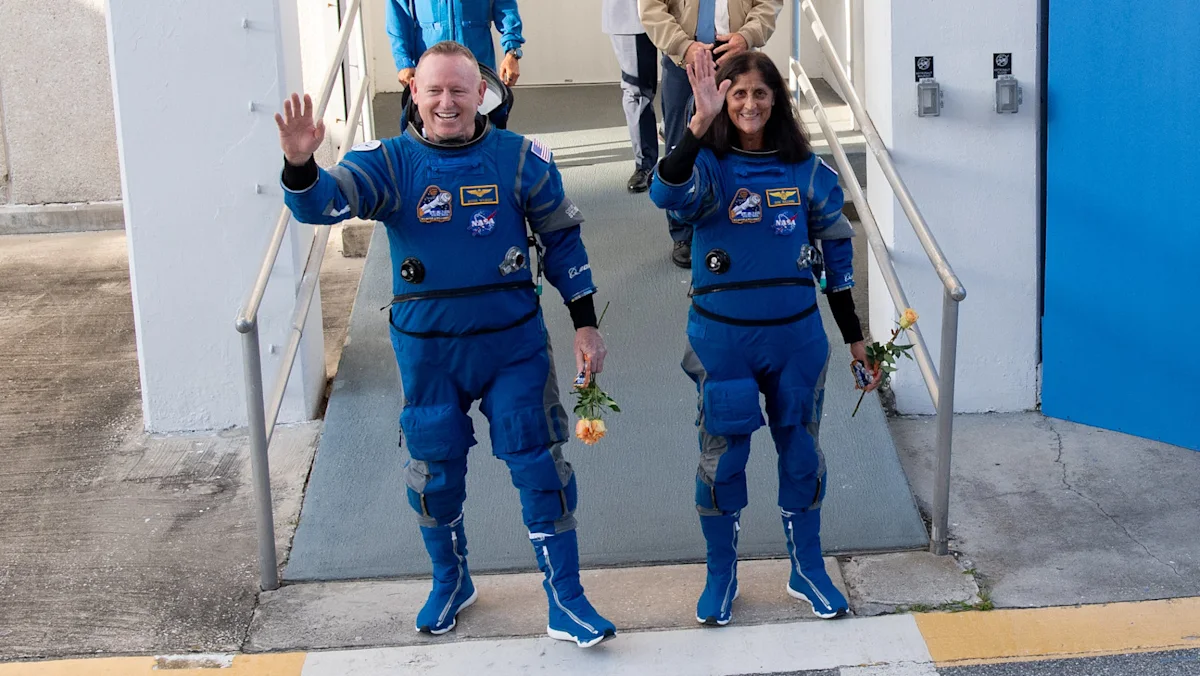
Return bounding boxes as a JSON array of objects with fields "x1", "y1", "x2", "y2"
[{"x1": 637, "y1": 0, "x2": 784, "y2": 267}]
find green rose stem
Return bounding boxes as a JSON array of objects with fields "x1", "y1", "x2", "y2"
[
  {"x1": 575, "y1": 301, "x2": 617, "y2": 421},
  {"x1": 851, "y1": 324, "x2": 915, "y2": 417}
]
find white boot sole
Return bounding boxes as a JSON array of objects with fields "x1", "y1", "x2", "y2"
[
  {"x1": 416, "y1": 587, "x2": 479, "y2": 635},
  {"x1": 787, "y1": 584, "x2": 846, "y2": 620},
  {"x1": 547, "y1": 626, "x2": 616, "y2": 648},
  {"x1": 696, "y1": 584, "x2": 739, "y2": 626}
]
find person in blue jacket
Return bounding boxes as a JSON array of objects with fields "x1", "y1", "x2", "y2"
[
  {"x1": 387, "y1": 0, "x2": 524, "y2": 89},
  {"x1": 648, "y1": 49, "x2": 881, "y2": 626},
  {"x1": 274, "y1": 41, "x2": 615, "y2": 648}
]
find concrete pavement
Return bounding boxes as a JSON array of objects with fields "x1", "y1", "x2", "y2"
[
  {"x1": 0, "y1": 230, "x2": 356, "y2": 658},
  {"x1": 891, "y1": 413, "x2": 1200, "y2": 607}
]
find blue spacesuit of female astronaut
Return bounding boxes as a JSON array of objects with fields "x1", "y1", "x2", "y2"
[
  {"x1": 650, "y1": 145, "x2": 856, "y2": 625},
  {"x1": 284, "y1": 118, "x2": 615, "y2": 646}
]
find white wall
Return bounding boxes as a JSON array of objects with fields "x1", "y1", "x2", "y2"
[
  {"x1": 106, "y1": 0, "x2": 326, "y2": 432},
  {"x1": 0, "y1": 0, "x2": 120, "y2": 205},
  {"x1": 797, "y1": 0, "x2": 850, "y2": 94},
  {"x1": 865, "y1": 0, "x2": 1040, "y2": 414}
]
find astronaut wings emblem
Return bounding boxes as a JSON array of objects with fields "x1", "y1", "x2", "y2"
[
  {"x1": 728, "y1": 188, "x2": 763, "y2": 224},
  {"x1": 460, "y1": 184, "x2": 499, "y2": 206},
  {"x1": 417, "y1": 185, "x2": 453, "y2": 223}
]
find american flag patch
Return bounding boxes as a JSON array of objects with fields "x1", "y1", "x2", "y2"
[{"x1": 530, "y1": 138, "x2": 553, "y2": 163}]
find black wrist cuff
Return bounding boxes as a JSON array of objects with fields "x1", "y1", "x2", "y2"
[
  {"x1": 657, "y1": 129, "x2": 703, "y2": 184},
  {"x1": 282, "y1": 155, "x2": 318, "y2": 191},
  {"x1": 567, "y1": 294, "x2": 598, "y2": 330},
  {"x1": 827, "y1": 289, "x2": 864, "y2": 344}
]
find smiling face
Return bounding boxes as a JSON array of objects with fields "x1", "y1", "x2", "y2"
[
  {"x1": 411, "y1": 53, "x2": 486, "y2": 143},
  {"x1": 724, "y1": 68, "x2": 774, "y2": 149}
]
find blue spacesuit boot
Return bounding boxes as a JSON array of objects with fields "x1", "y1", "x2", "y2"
[
  {"x1": 696, "y1": 512, "x2": 740, "y2": 626},
  {"x1": 782, "y1": 508, "x2": 848, "y2": 619},
  {"x1": 415, "y1": 515, "x2": 478, "y2": 634},
  {"x1": 531, "y1": 530, "x2": 616, "y2": 647}
]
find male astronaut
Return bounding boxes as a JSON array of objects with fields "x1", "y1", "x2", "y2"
[{"x1": 275, "y1": 40, "x2": 616, "y2": 648}]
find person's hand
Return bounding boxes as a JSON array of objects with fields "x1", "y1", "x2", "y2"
[
  {"x1": 687, "y1": 47, "x2": 729, "y2": 137},
  {"x1": 713, "y1": 32, "x2": 749, "y2": 66},
  {"x1": 684, "y1": 40, "x2": 713, "y2": 68},
  {"x1": 499, "y1": 52, "x2": 520, "y2": 86},
  {"x1": 574, "y1": 327, "x2": 607, "y2": 376},
  {"x1": 274, "y1": 93, "x2": 325, "y2": 166},
  {"x1": 397, "y1": 68, "x2": 416, "y2": 87},
  {"x1": 850, "y1": 340, "x2": 882, "y2": 392}
]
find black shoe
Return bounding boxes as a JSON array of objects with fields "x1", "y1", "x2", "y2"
[
  {"x1": 671, "y1": 240, "x2": 692, "y2": 269},
  {"x1": 627, "y1": 168, "x2": 652, "y2": 193}
]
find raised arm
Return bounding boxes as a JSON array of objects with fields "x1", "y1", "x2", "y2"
[
  {"x1": 276, "y1": 93, "x2": 399, "y2": 225},
  {"x1": 648, "y1": 49, "x2": 727, "y2": 223}
]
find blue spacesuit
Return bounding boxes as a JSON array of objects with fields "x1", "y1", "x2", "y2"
[
  {"x1": 649, "y1": 147, "x2": 855, "y2": 625},
  {"x1": 283, "y1": 117, "x2": 615, "y2": 647}
]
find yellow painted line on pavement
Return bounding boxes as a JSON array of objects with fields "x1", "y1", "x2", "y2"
[
  {"x1": 0, "y1": 653, "x2": 306, "y2": 676},
  {"x1": 915, "y1": 596, "x2": 1200, "y2": 666}
]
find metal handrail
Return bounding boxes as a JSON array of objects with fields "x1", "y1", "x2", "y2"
[
  {"x1": 233, "y1": 0, "x2": 369, "y2": 591},
  {"x1": 792, "y1": 0, "x2": 965, "y2": 556}
]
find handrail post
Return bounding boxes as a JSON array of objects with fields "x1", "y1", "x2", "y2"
[
  {"x1": 232, "y1": 0, "x2": 369, "y2": 592},
  {"x1": 240, "y1": 323, "x2": 280, "y2": 590},
  {"x1": 791, "y1": 0, "x2": 801, "y2": 105},
  {"x1": 930, "y1": 291, "x2": 961, "y2": 555}
]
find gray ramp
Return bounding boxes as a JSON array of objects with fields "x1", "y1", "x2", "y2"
[{"x1": 285, "y1": 92, "x2": 926, "y2": 582}]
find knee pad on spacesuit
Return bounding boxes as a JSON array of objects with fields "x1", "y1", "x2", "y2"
[
  {"x1": 504, "y1": 443, "x2": 578, "y2": 533},
  {"x1": 695, "y1": 467, "x2": 749, "y2": 516},
  {"x1": 405, "y1": 456, "x2": 469, "y2": 526},
  {"x1": 702, "y1": 378, "x2": 764, "y2": 437}
]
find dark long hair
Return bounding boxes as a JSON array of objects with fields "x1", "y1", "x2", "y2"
[{"x1": 699, "y1": 52, "x2": 811, "y2": 163}]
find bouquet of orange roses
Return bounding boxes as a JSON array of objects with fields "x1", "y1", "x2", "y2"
[{"x1": 573, "y1": 303, "x2": 620, "y2": 445}]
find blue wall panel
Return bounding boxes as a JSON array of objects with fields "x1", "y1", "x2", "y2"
[{"x1": 1044, "y1": 0, "x2": 1200, "y2": 450}]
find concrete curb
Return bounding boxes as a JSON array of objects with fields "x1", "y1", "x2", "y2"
[
  {"x1": 0, "y1": 201, "x2": 124, "y2": 235},
  {"x1": 5, "y1": 596, "x2": 1199, "y2": 674}
]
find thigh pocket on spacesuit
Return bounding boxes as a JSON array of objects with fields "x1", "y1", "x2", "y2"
[
  {"x1": 400, "y1": 404, "x2": 474, "y2": 461},
  {"x1": 490, "y1": 406, "x2": 557, "y2": 455},
  {"x1": 703, "y1": 379, "x2": 764, "y2": 437},
  {"x1": 766, "y1": 386, "x2": 816, "y2": 428}
]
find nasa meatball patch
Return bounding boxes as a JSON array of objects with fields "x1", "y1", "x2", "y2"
[
  {"x1": 417, "y1": 185, "x2": 452, "y2": 223},
  {"x1": 773, "y1": 210, "x2": 798, "y2": 235},
  {"x1": 469, "y1": 209, "x2": 498, "y2": 236}
]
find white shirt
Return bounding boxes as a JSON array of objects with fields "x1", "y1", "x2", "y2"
[{"x1": 716, "y1": 0, "x2": 730, "y2": 37}]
